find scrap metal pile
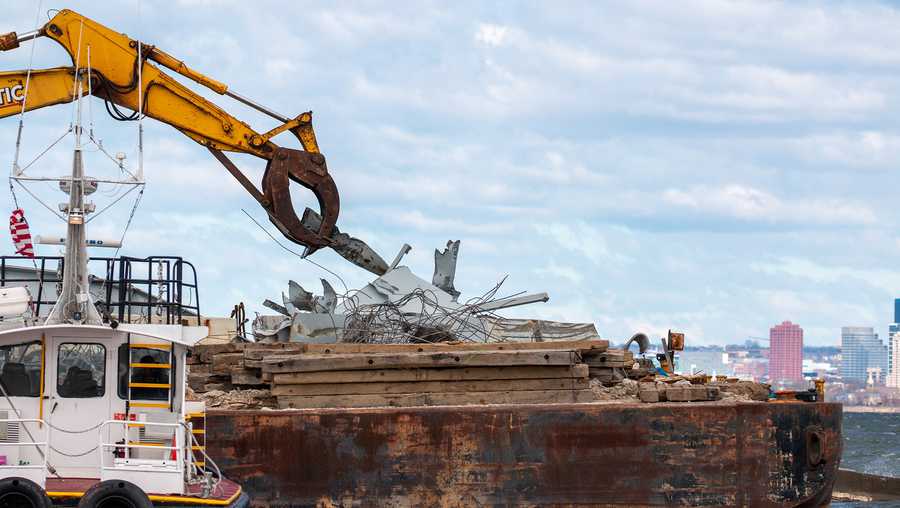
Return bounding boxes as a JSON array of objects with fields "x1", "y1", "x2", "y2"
[{"x1": 252, "y1": 240, "x2": 596, "y2": 344}]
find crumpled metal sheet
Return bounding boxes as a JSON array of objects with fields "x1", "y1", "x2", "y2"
[
  {"x1": 483, "y1": 317, "x2": 601, "y2": 342},
  {"x1": 251, "y1": 314, "x2": 292, "y2": 342}
]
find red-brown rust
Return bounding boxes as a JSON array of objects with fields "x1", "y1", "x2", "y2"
[{"x1": 206, "y1": 401, "x2": 841, "y2": 507}]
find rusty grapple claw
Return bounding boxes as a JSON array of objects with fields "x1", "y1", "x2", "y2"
[
  {"x1": 261, "y1": 147, "x2": 340, "y2": 254},
  {"x1": 206, "y1": 145, "x2": 340, "y2": 255}
]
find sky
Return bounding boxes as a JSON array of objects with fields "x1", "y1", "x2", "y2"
[{"x1": 2, "y1": 0, "x2": 900, "y2": 346}]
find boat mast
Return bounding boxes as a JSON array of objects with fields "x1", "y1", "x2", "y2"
[{"x1": 45, "y1": 68, "x2": 101, "y2": 325}]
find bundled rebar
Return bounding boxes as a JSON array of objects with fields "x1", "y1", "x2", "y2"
[{"x1": 340, "y1": 278, "x2": 517, "y2": 344}]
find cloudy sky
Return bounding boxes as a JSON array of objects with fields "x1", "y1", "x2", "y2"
[{"x1": 3, "y1": 0, "x2": 900, "y2": 346}]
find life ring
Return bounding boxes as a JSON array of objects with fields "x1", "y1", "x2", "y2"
[
  {"x1": 77, "y1": 480, "x2": 152, "y2": 508},
  {"x1": 0, "y1": 476, "x2": 52, "y2": 508}
]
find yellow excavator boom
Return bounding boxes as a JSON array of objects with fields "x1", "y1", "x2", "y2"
[{"x1": 0, "y1": 9, "x2": 338, "y2": 252}]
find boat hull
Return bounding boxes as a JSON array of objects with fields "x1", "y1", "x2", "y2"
[{"x1": 207, "y1": 401, "x2": 841, "y2": 507}]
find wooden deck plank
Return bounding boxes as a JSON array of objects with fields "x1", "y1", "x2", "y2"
[
  {"x1": 271, "y1": 377, "x2": 589, "y2": 396},
  {"x1": 240, "y1": 339, "x2": 607, "y2": 360},
  {"x1": 262, "y1": 350, "x2": 581, "y2": 373},
  {"x1": 272, "y1": 364, "x2": 589, "y2": 385},
  {"x1": 276, "y1": 388, "x2": 596, "y2": 409},
  {"x1": 301, "y1": 339, "x2": 607, "y2": 355}
]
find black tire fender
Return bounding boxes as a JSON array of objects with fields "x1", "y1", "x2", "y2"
[
  {"x1": 0, "y1": 476, "x2": 52, "y2": 508},
  {"x1": 77, "y1": 480, "x2": 152, "y2": 508}
]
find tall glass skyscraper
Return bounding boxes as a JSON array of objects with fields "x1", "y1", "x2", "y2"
[{"x1": 841, "y1": 327, "x2": 888, "y2": 384}]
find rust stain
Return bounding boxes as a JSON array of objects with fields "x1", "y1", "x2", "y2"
[{"x1": 206, "y1": 402, "x2": 841, "y2": 507}]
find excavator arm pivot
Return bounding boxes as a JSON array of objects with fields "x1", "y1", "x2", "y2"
[{"x1": 0, "y1": 9, "x2": 339, "y2": 252}]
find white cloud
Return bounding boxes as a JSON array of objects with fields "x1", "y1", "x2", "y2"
[
  {"x1": 751, "y1": 257, "x2": 900, "y2": 295},
  {"x1": 662, "y1": 184, "x2": 877, "y2": 226},
  {"x1": 475, "y1": 23, "x2": 509, "y2": 47},
  {"x1": 534, "y1": 222, "x2": 633, "y2": 266},
  {"x1": 790, "y1": 131, "x2": 900, "y2": 169},
  {"x1": 534, "y1": 260, "x2": 584, "y2": 285}
]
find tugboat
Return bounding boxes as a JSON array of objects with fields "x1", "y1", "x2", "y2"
[
  {"x1": 0, "y1": 299, "x2": 247, "y2": 507},
  {"x1": 0, "y1": 28, "x2": 247, "y2": 508}
]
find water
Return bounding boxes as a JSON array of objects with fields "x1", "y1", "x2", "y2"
[{"x1": 832, "y1": 412, "x2": 900, "y2": 508}]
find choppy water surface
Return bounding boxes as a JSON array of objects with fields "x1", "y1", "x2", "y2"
[{"x1": 832, "y1": 412, "x2": 900, "y2": 508}]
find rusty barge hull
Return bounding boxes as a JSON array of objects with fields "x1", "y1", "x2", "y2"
[{"x1": 206, "y1": 401, "x2": 841, "y2": 507}]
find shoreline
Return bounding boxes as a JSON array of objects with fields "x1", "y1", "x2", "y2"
[{"x1": 842, "y1": 405, "x2": 900, "y2": 414}]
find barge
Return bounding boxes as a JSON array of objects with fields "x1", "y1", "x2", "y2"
[{"x1": 204, "y1": 400, "x2": 840, "y2": 507}]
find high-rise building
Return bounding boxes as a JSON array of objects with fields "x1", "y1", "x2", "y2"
[
  {"x1": 890, "y1": 324, "x2": 899, "y2": 378},
  {"x1": 889, "y1": 331, "x2": 900, "y2": 388},
  {"x1": 890, "y1": 298, "x2": 900, "y2": 383},
  {"x1": 769, "y1": 321, "x2": 803, "y2": 383},
  {"x1": 841, "y1": 327, "x2": 889, "y2": 384}
]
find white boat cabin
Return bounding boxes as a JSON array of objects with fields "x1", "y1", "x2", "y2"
[{"x1": 0, "y1": 322, "x2": 208, "y2": 495}]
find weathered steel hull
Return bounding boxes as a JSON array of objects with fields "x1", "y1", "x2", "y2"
[{"x1": 206, "y1": 401, "x2": 841, "y2": 507}]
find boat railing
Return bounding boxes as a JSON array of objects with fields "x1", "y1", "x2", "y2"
[
  {"x1": 98, "y1": 419, "x2": 187, "y2": 494},
  {"x1": 99, "y1": 420, "x2": 184, "y2": 469},
  {"x1": 0, "y1": 255, "x2": 201, "y2": 325},
  {"x1": 0, "y1": 418, "x2": 49, "y2": 487}
]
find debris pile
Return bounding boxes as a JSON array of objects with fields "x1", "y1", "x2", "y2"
[
  {"x1": 199, "y1": 389, "x2": 277, "y2": 410},
  {"x1": 638, "y1": 379, "x2": 720, "y2": 403},
  {"x1": 715, "y1": 379, "x2": 771, "y2": 402},
  {"x1": 195, "y1": 248, "x2": 773, "y2": 409},
  {"x1": 252, "y1": 240, "x2": 556, "y2": 344},
  {"x1": 190, "y1": 340, "x2": 608, "y2": 408},
  {"x1": 590, "y1": 378, "x2": 640, "y2": 401},
  {"x1": 188, "y1": 338, "x2": 773, "y2": 409}
]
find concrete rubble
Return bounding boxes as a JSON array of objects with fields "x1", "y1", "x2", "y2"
[{"x1": 198, "y1": 389, "x2": 278, "y2": 410}]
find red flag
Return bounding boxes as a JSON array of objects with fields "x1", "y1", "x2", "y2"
[{"x1": 9, "y1": 208, "x2": 34, "y2": 258}]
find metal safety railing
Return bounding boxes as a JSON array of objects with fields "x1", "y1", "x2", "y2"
[
  {"x1": 0, "y1": 255, "x2": 201, "y2": 325},
  {"x1": 0, "y1": 418, "x2": 48, "y2": 471},
  {"x1": 98, "y1": 420, "x2": 183, "y2": 473}
]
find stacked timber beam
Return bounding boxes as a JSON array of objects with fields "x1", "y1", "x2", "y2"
[
  {"x1": 188, "y1": 340, "x2": 611, "y2": 408},
  {"x1": 581, "y1": 349, "x2": 634, "y2": 385}
]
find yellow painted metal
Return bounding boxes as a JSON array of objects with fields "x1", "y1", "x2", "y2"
[
  {"x1": 47, "y1": 487, "x2": 243, "y2": 506},
  {"x1": 129, "y1": 343, "x2": 171, "y2": 350},
  {"x1": 128, "y1": 402, "x2": 169, "y2": 409},
  {"x1": 38, "y1": 334, "x2": 45, "y2": 427},
  {"x1": 146, "y1": 46, "x2": 228, "y2": 94},
  {"x1": 128, "y1": 441, "x2": 164, "y2": 447},
  {"x1": 0, "y1": 9, "x2": 280, "y2": 158},
  {"x1": 128, "y1": 382, "x2": 171, "y2": 389},
  {"x1": 186, "y1": 412, "x2": 205, "y2": 419},
  {"x1": 191, "y1": 445, "x2": 204, "y2": 451},
  {"x1": 130, "y1": 363, "x2": 171, "y2": 369},
  {"x1": 192, "y1": 429, "x2": 205, "y2": 435},
  {"x1": 45, "y1": 492, "x2": 84, "y2": 498},
  {"x1": 0, "y1": 67, "x2": 77, "y2": 118}
]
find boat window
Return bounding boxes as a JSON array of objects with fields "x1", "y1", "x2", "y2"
[
  {"x1": 0, "y1": 341, "x2": 42, "y2": 397},
  {"x1": 117, "y1": 345, "x2": 171, "y2": 401},
  {"x1": 57, "y1": 343, "x2": 105, "y2": 398}
]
